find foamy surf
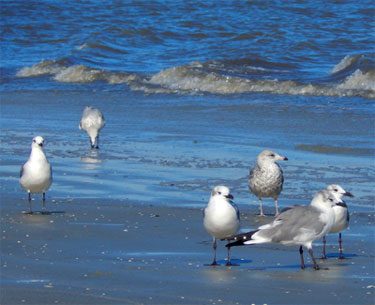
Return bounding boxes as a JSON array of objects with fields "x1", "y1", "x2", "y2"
[{"x1": 16, "y1": 55, "x2": 375, "y2": 98}]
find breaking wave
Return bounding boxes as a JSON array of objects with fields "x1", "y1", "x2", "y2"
[{"x1": 16, "y1": 54, "x2": 374, "y2": 98}]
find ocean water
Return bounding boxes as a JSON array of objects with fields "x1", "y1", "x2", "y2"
[
  {"x1": 1, "y1": 1, "x2": 374, "y2": 210},
  {"x1": 2, "y1": 0, "x2": 374, "y2": 97}
]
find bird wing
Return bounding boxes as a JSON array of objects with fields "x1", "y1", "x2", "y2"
[{"x1": 20, "y1": 165, "x2": 24, "y2": 178}]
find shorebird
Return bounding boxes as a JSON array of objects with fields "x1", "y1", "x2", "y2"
[
  {"x1": 79, "y1": 106, "x2": 106, "y2": 149},
  {"x1": 227, "y1": 189, "x2": 344, "y2": 270},
  {"x1": 322, "y1": 184, "x2": 354, "y2": 259},
  {"x1": 203, "y1": 186, "x2": 240, "y2": 266},
  {"x1": 19, "y1": 136, "x2": 52, "y2": 214},
  {"x1": 248, "y1": 150, "x2": 288, "y2": 216}
]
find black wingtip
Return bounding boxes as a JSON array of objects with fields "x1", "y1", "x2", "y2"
[
  {"x1": 225, "y1": 229, "x2": 259, "y2": 248},
  {"x1": 226, "y1": 239, "x2": 246, "y2": 248}
]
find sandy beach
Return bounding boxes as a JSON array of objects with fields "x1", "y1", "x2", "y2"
[
  {"x1": 1, "y1": 192, "x2": 374, "y2": 305},
  {"x1": 1, "y1": 87, "x2": 375, "y2": 304},
  {"x1": 2, "y1": 1, "x2": 375, "y2": 304}
]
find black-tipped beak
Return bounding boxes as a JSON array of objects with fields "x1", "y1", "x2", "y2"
[
  {"x1": 39, "y1": 143, "x2": 44, "y2": 147},
  {"x1": 336, "y1": 201, "x2": 347, "y2": 208},
  {"x1": 344, "y1": 191, "x2": 354, "y2": 198},
  {"x1": 226, "y1": 194, "x2": 234, "y2": 200},
  {"x1": 283, "y1": 156, "x2": 288, "y2": 161}
]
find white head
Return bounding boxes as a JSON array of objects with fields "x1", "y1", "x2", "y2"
[
  {"x1": 257, "y1": 150, "x2": 288, "y2": 165},
  {"x1": 87, "y1": 129, "x2": 99, "y2": 148},
  {"x1": 326, "y1": 184, "x2": 354, "y2": 199},
  {"x1": 210, "y1": 185, "x2": 234, "y2": 201},
  {"x1": 311, "y1": 189, "x2": 344, "y2": 209},
  {"x1": 31, "y1": 136, "x2": 45, "y2": 149}
]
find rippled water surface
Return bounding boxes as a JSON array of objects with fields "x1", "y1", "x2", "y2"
[
  {"x1": 1, "y1": 1, "x2": 374, "y2": 209},
  {"x1": 2, "y1": 1, "x2": 374, "y2": 97}
]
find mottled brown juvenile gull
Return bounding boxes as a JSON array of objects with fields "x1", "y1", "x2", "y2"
[
  {"x1": 203, "y1": 186, "x2": 240, "y2": 266},
  {"x1": 248, "y1": 150, "x2": 288, "y2": 216},
  {"x1": 79, "y1": 106, "x2": 106, "y2": 149},
  {"x1": 322, "y1": 184, "x2": 354, "y2": 259},
  {"x1": 227, "y1": 190, "x2": 344, "y2": 270},
  {"x1": 19, "y1": 136, "x2": 53, "y2": 214}
]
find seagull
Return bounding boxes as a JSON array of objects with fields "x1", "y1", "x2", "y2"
[
  {"x1": 203, "y1": 186, "x2": 240, "y2": 266},
  {"x1": 248, "y1": 150, "x2": 288, "y2": 217},
  {"x1": 227, "y1": 189, "x2": 344, "y2": 270},
  {"x1": 322, "y1": 184, "x2": 354, "y2": 259},
  {"x1": 79, "y1": 106, "x2": 106, "y2": 149},
  {"x1": 19, "y1": 136, "x2": 52, "y2": 214}
]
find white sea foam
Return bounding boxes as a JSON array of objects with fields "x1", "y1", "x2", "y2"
[
  {"x1": 16, "y1": 58, "x2": 375, "y2": 98},
  {"x1": 338, "y1": 69, "x2": 375, "y2": 91},
  {"x1": 332, "y1": 55, "x2": 360, "y2": 74},
  {"x1": 16, "y1": 59, "x2": 66, "y2": 77},
  {"x1": 53, "y1": 65, "x2": 103, "y2": 83}
]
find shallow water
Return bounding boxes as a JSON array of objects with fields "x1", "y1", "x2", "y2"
[
  {"x1": 1, "y1": 90, "x2": 374, "y2": 213},
  {"x1": 1, "y1": 2, "x2": 375, "y2": 304}
]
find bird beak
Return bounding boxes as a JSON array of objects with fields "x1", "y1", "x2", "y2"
[
  {"x1": 283, "y1": 156, "x2": 288, "y2": 161},
  {"x1": 336, "y1": 201, "x2": 346, "y2": 208},
  {"x1": 39, "y1": 143, "x2": 44, "y2": 147},
  {"x1": 344, "y1": 191, "x2": 354, "y2": 197},
  {"x1": 226, "y1": 194, "x2": 234, "y2": 200}
]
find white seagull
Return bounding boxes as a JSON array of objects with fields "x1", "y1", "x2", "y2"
[
  {"x1": 79, "y1": 106, "x2": 106, "y2": 149},
  {"x1": 248, "y1": 150, "x2": 288, "y2": 217},
  {"x1": 227, "y1": 189, "x2": 344, "y2": 270},
  {"x1": 322, "y1": 184, "x2": 354, "y2": 259},
  {"x1": 203, "y1": 186, "x2": 240, "y2": 266},
  {"x1": 19, "y1": 136, "x2": 52, "y2": 214}
]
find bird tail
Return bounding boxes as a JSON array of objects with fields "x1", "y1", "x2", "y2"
[{"x1": 226, "y1": 230, "x2": 259, "y2": 248}]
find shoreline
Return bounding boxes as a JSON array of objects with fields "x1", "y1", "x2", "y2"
[{"x1": 1, "y1": 195, "x2": 374, "y2": 305}]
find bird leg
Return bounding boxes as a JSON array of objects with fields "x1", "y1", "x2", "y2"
[
  {"x1": 210, "y1": 238, "x2": 219, "y2": 266},
  {"x1": 299, "y1": 246, "x2": 305, "y2": 269},
  {"x1": 258, "y1": 198, "x2": 265, "y2": 216},
  {"x1": 308, "y1": 248, "x2": 320, "y2": 270},
  {"x1": 338, "y1": 233, "x2": 344, "y2": 259},
  {"x1": 26, "y1": 192, "x2": 33, "y2": 214},
  {"x1": 225, "y1": 239, "x2": 239, "y2": 266},
  {"x1": 96, "y1": 135, "x2": 100, "y2": 149},
  {"x1": 321, "y1": 236, "x2": 327, "y2": 259},
  {"x1": 42, "y1": 192, "x2": 46, "y2": 214},
  {"x1": 274, "y1": 198, "x2": 279, "y2": 217}
]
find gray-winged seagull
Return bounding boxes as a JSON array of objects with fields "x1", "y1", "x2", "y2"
[
  {"x1": 248, "y1": 150, "x2": 288, "y2": 217},
  {"x1": 227, "y1": 189, "x2": 344, "y2": 270},
  {"x1": 322, "y1": 184, "x2": 354, "y2": 259},
  {"x1": 203, "y1": 186, "x2": 240, "y2": 266},
  {"x1": 79, "y1": 106, "x2": 106, "y2": 149},
  {"x1": 19, "y1": 136, "x2": 52, "y2": 214}
]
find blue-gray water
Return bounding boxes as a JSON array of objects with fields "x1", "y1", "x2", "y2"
[
  {"x1": 1, "y1": 3, "x2": 375, "y2": 305},
  {"x1": 2, "y1": 1, "x2": 374, "y2": 97},
  {"x1": 1, "y1": 1, "x2": 374, "y2": 210}
]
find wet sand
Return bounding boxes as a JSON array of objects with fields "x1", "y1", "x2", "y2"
[
  {"x1": 1, "y1": 90, "x2": 374, "y2": 304},
  {"x1": 1, "y1": 195, "x2": 374, "y2": 305}
]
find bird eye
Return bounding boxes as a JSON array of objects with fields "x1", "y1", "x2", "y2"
[
  {"x1": 218, "y1": 192, "x2": 221, "y2": 195},
  {"x1": 334, "y1": 189, "x2": 338, "y2": 192},
  {"x1": 329, "y1": 198, "x2": 333, "y2": 202},
  {"x1": 270, "y1": 154, "x2": 275, "y2": 157}
]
